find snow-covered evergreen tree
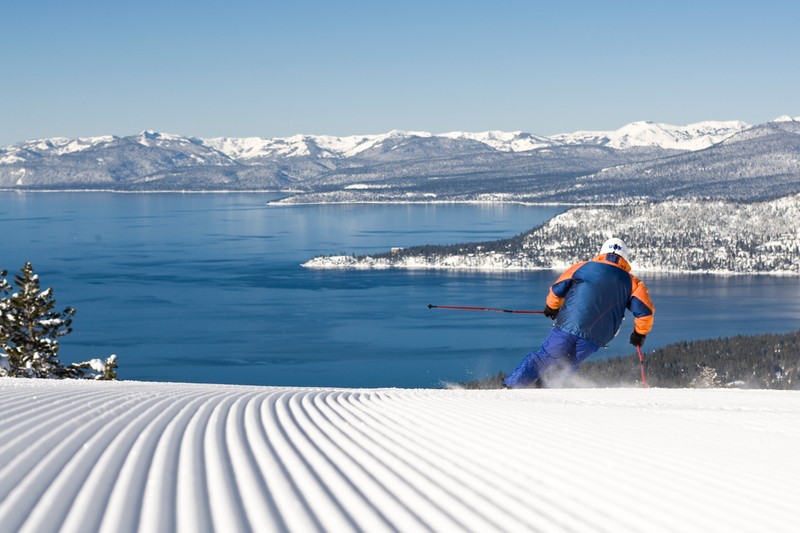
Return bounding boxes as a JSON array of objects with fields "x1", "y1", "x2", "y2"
[
  {"x1": 0, "y1": 262, "x2": 76, "y2": 377},
  {"x1": 689, "y1": 366, "x2": 722, "y2": 388},
  {"x1": 0, "y1": 263, "x2": 118, "y2": 379},
  {"x1": 0, "y1": 269, "x2": 10, "y2": 374},
  {"x1": 70, "y1": 354, "x2": 119, "y2": 381}
]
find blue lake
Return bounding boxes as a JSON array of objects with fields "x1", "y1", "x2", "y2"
[{"x1": 2, "y1": 192, "x2": 800, "y2": 387}]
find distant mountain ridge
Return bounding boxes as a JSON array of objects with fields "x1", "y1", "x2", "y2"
[
  {"x1": 1, "y1": 117, "x2": 798, "y2": 202},
  {"x1": 1, "y1": 119, "x2": 755, "y2": 165},
  {"x1": 550, "y1": 120, "x2": 752, "y2": 150}
]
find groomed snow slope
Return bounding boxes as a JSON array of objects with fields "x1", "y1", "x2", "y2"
[{"x1": 0, "y1": 380, "x2": 797, "y2": 533}]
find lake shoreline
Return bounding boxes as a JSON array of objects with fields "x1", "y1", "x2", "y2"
[
  {"x1": 302, "y1": 258, "x2": 800, "y2": 276},
  {"x1": 0, "y1": 189, "x2": 623, "y2": 207},
  {"x1": 0, "y1": 188, "x2": 304, "y2": 194}
]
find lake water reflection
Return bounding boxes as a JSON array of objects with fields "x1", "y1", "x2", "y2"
[{"x1": 2, "y1": 192, "x2": 799, "y2": 387}]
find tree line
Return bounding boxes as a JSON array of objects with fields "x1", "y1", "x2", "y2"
[{"x1": 456, "y1": 330, "x2": 800, "y2": 389}]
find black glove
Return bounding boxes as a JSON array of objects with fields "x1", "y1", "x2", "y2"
[
  {"x1": 543, "y1": 305, "x2": 559, "y2": 320},
  {"x1": 630, "y1": 331, "x2": 646, "y2": 347}
]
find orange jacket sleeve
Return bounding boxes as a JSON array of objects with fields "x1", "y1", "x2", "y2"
[{"x1": 629, "y1": 275, "x2": 655, "y2": 335}]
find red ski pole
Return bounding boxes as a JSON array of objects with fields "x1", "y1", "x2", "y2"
[
  {"x1": 637, "y1": 345, "x2": 648, "y2": 388},
  {"x1": 427, "y1": 304, "x2": 544, "y2": 314}
]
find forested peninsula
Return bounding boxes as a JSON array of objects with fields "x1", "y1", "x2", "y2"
[{"x1": 304, "y1": 193, "x2": 800, "y2": 274}]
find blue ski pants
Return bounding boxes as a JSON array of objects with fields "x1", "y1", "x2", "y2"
[{"x1": 504, "y1": 328, "x2": 600, "y2": 388}]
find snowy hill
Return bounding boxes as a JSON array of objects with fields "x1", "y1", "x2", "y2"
[
  {"x1": 0, "y1": 131, "x2": 241, "y2": 189},
  {"x1": 574, "y1": 118, "x2": 800, "y2": 202},
  {"x1": 304, "y1": 193, "x2": 800, "y2": 274},
  {"x1": 201, "y1": 130, "x2": 561, "y2": 161},
  {"x1": 0, "y1": 135, "x2": 118, "y2": 164},
  {"x1": 551, "y1": 120, "x2": 751, "y2": 150},
  {"x1": 0, "y1": 131, "x2": 235, "y2": 166},
  {"x1": 200, "y1": 130, "x2": 424, "y2": 161},
  {"x1": 0, "y1": 379, "x2": 797, "y2": 533}
]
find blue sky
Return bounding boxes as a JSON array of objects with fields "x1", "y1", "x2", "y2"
[{"x1": 2, "y1": 0, "x2": 798, "y2": 146}]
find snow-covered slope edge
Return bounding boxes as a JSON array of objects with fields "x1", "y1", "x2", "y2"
[
  {"x1": 304, "y1": 194, "x2": 800, "y2": 274},
  {"x1": 0, "y1": 379, "x2": 797, "y2": 533}
]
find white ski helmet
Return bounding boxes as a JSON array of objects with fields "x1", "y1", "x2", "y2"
[{"x1": 600, "y1": 238, "x2": 629, "y2": 262}]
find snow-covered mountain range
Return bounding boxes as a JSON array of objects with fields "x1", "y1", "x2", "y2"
[
  {"x1": 1, "y1": 117, "x2": 798, "y2": 201},
  {"x1": 550, "y1": 119, "x2": 752, "y2": 150},
  {"x1": 1, "y1": 119, "x2": 757, "y2": 165},
  {"x1": 0, "y1": 131, "x2": 236, "y2": 167}
]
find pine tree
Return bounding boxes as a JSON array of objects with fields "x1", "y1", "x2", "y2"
[
  {"x1": 0, "y1": 263, "x2": 118, "y2": 379},
  {"x1": 69, "y1": 354, "x2": 119, "y2": 381},
  {"x1": 0, "y1": 263, "x2": 77, "y2": 377},
  {"x1": 0, "y1": 269, "x2": 10, "y2": 374}
]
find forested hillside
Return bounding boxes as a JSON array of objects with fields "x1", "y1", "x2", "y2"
[
  {"x1": 457, "y1": 330, "x2": 800, "y2": 389},
  {"x1": 306, "y1": 193, "x2": 800, "y2": 273}
]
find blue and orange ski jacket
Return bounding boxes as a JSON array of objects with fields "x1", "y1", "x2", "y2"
[{"x1": 545, "y1": 253, "x2": 655, "y2": 347}]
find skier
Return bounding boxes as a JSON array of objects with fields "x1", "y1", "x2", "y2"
[{"x1": 503, "y1": 238, "x2": 654, "y2": 388}]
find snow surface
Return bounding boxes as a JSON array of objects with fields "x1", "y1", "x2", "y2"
[{"x1": 0, "y1": 379, "x2": 797, "y2": 532}]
